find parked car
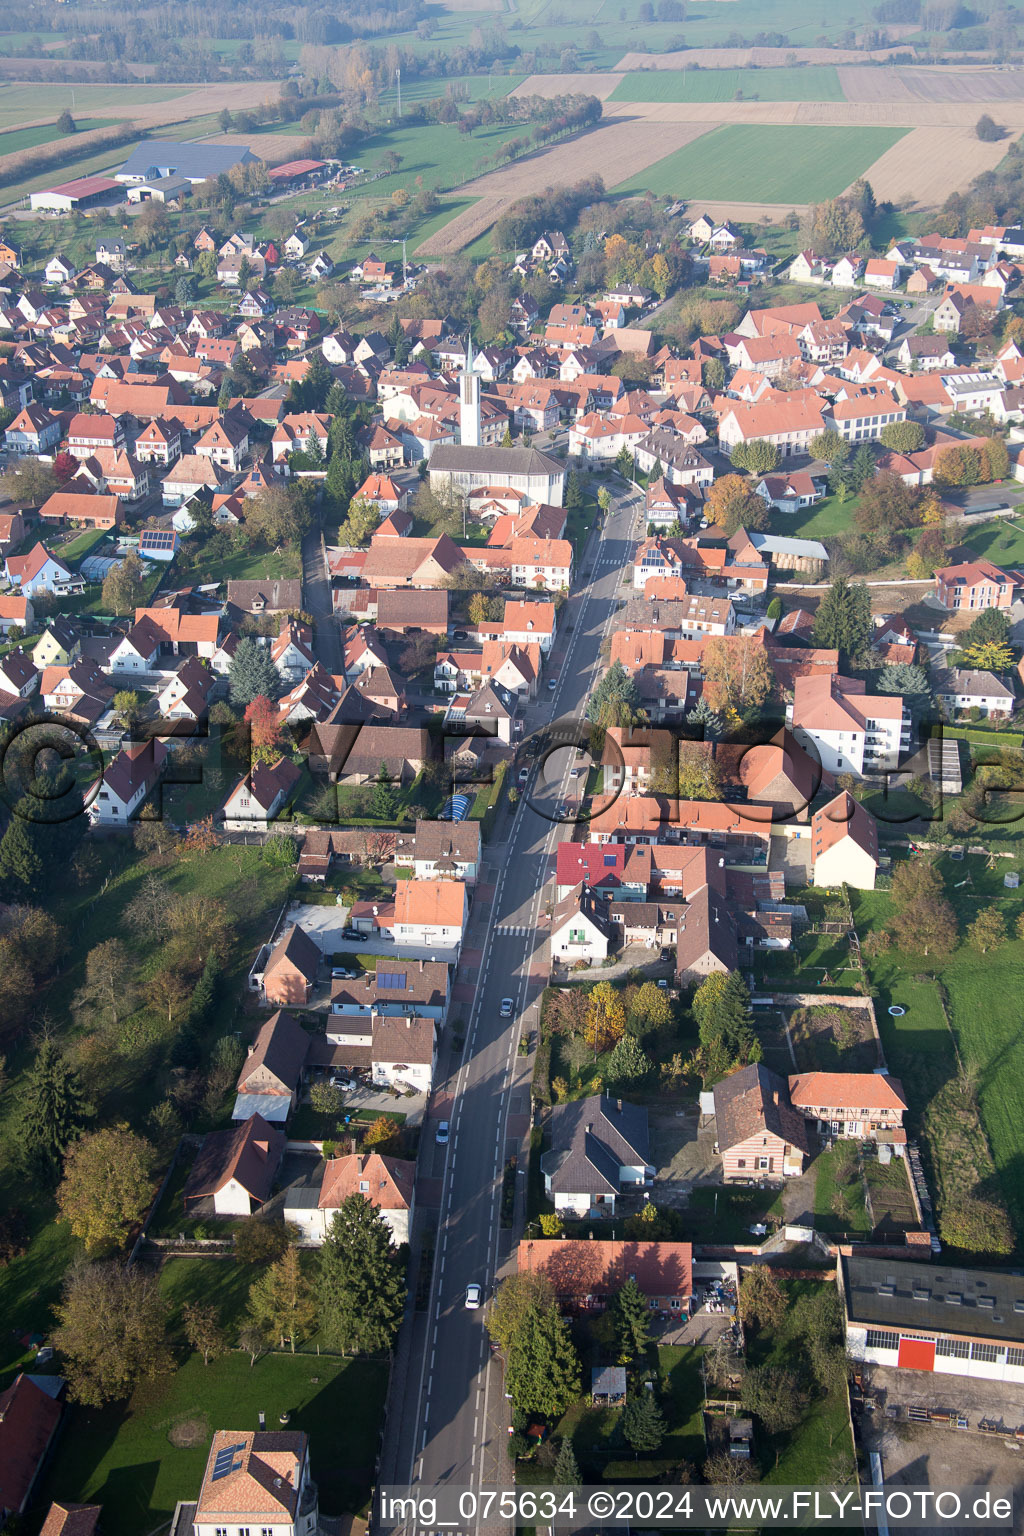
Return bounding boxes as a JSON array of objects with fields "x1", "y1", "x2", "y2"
[
  {"x1": 518, "y1": 767, "x2": 529, "y2": 786},
  {"x1": 436, "y1": 1120, "x2": 450, "y2": 1145},
  {"x1": 465, "y1": 1283, "x2": 483, "y2": 1309},
  {"x1": 331, "y1": 967, "x2": 357, "y2": 979},
  {"x1": 500, "y1": 997, "x2": 514, "y2": 1018},
  {"x1": 341, "y1": 928, "x2": 362, "y2": 941}
]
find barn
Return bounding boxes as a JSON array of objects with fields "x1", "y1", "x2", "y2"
[{"x1": 30, "y1": 175, "x2": 122, "y2": 213}]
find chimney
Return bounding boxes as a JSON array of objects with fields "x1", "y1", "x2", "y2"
[
  {"x1": 406, "y1": 1018, "x2": 411, "y2": 1028},
  {"x1": 419, "y1": 958, "x2": 424, "y2": 971},
  {"x1": 616, "y1": 1098, "x2": 623, "y2": 1114},
  {"x1": 258, "y1": 1411, "x2": 266, "y2": 1429}
]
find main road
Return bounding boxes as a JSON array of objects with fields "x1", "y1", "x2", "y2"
[{"x1": 379, "y1": 480, "x2": 646, "y2": 1521}]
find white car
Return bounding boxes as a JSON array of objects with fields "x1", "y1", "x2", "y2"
[
  {"x1": 465, "y1": 1283, "x2": 483, "y2": 1309},
  {"x1": 500, "y1": 997, "x2": 514, "y2": 1018},
  {"x1": 435, "y1": 1120, "x2": 450, "y2": 1145}
]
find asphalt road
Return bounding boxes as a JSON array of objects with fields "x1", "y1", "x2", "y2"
[{"x1": 384, "y1": 482, "x2": 646, "y2": 1521}]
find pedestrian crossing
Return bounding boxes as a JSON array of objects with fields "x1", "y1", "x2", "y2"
[{"x1": 494, "y1": 924, "x2": 530, "y2": 937}]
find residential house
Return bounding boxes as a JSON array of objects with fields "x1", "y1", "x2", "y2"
[
  {"x1": 89, "y1": 739, "x2": 168, "y2": 824},
  {"x1": 517, "y1": 1238, "x2": 693, "y2": 1316},
  {"x1": 5, "y1": 402, "x2": 62, "y2": 455},
  {"x1": 0, "y1": 1373, "x2": 65, "y2": 1525},
  {"x1": 391, "y1": 878, "x2": 469, "y2": 952},
  {"x1": 0, "y1": 593, "x2": 32, "y2": 636},
  {"x1": 934, "y1": 666, "x2": 1015, "y2": 719},
  {"x1": 787, "y1": 1072, "x2": 907, "y2": 1142},
  {"x1": 934, "y1": 558, "x2": 1021, "y2": 611},
  {"x1": 393, "y1": 819, "x2": 481, "y2": 882},
  {"x1": 223, "y1": 756, "x2": 302, "y2": 829},
  {"x1": 39, "y1": 1504, "x2": 102, "y2": 1536},
  {"x1": 183, "y1": 1113, "x2": 285, "y2": 1216},
  {"x1": 285, "y1": 1151, "x2": 415, "y2": 1245},
  {"x1": 811, "y1": 789, "x2": 880, "y2": 890},
  {"x1": 712, "y1": 1062, "x2": 811, "y2": 1182},
  {"x1": 174, "y1": 1428, "x2": 318, "y2": 1536},
  {"x1": 789, "y1": 671, "x2": 910, "y2": 776},
  {"x1": 233, "y1": 1008, "x2": 310, "y2": 1123},
  {"x1": 549, "y1": 882, "x2": 615, "y2": 964},
  {"x1": 542, "y1": 1094, "x2": 652, "y2": 1218}
]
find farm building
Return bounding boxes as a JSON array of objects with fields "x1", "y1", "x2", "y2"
[
  {"x1": 116, "y1": 140, "x2": 260, "y2": 185},
  {"x1": 268, "y1": 159, "x2": 328, "y2": 188},
  {"x1": 29, "y1": 175, "x2": 122, "y2": 213}
]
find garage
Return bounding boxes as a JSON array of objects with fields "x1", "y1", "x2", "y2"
[{"x1": 897, "y1": 1336, "x2": 935, "y2": 1372}]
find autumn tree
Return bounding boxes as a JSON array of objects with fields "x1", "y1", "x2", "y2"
[
  {"x1": 853, "y1": 468, "x2": 921, "y2": 535},
  {"x1": 487, "y1": 1269, "x2": 555, "y2": 1354},
  {"x1": 626, "y1": 980, "x2": 674, "y2": 1038},
  {"x1": 101, "y1": 551, "x2": 147, "y2": 616},
  {"x1": 54, "y1": 1260, "x2": 172, "y2": 1406},
  {"x1": 585, "y1": 981, "x2": 627, "y2": 1055},
  {"x1": 57, "y1": 1126, "x2": 154, "y2": 1254},
  {"x1": 74, "y1": 939, "x2": 135, "y2": 1034},
  {"x1": 0, "y1": 456, "x2": 57, "y2": 506},
  {"x1": 701, "y1": 636, "x2": 774, "y2": 718},
  {"x1": 705, "y1": 473, "x2": 768, "y2": 535},
  {"x1": 248, "y1": 1246, "x2": 315, "y2": 1352},
  {"x1": 879, "y1": 420, "x2": 925, "y2": 453},
  {"x1": 968, "y1": 908, "x2": 1007, "y2": 952},
  {"x1": 739, "y1": 1264, "x2": 787, "y2": 1330},
  {"x1": 338, "y1": 496, "x2": 379, "y2": 547},
  {"x1": 183, "y1": 1301, "x2": 227, "y2": 1365},
  {"x1": 730, "y1": 439, "x2": 780, "y2": 477},
  {"x1": 801, "y1": 197, "x2": 864, "y2": 257},
  {"x1": 933, "y1": 444, "x2": 982, "y2": 488},
  {"x1": 363, "y1": 1114, "x2": 400, "y2": 1154},
  {"x1": 809, "y1": 429, "x2": 849, "y2": 469},
  {"x1": 677, "y1": 741, "x2": 722, "y2": 800},
  {"x1": 244, "y1": 694, "x2": 285, "y2": 765},
  {"x1": 960, "y1": 640, "x2": 1015, "y2": 673},
  {"x1": 890, "y1": 858, "x2": 957, "y2": 959}
]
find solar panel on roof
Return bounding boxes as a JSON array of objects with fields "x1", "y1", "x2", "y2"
[
  {"x1": 211, "y1": 1442, "x2": 246, "y2": 1480},
  {"x1": 140, "y1": 529, "x2": 176, "y2": 548},
  {"x1": 378, "y1": 972, "x2": 406, "y2": 989}
]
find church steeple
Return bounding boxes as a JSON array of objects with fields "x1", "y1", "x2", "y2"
[{"x1": 459, "y1": 333, "x2": 481, "y2": 447}]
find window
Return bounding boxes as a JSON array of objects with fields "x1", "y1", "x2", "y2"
[
  {"x1": 935, "y1": 1337, "x2": 970, "y2": 1359},
  {"x1": 971, "y1": 1342, "x2": 1003, "y2": 1363},
  {"x1": 736, "y1": 1159, "x2": 746, "y2": 1168},
  {"x1": 1006, "y1": 1347, "x2": 1024, "y2": 1368},
  {"x1": 865, "y1": 1329, "x2": 899, "y2": 1351},
  {"x1": 757, "y1": 1156, "x2": 770, "y2": 1170}
]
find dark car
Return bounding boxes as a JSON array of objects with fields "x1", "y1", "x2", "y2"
[{"x1": 341, "y1": 928, "x2": 362, "y2": 941}]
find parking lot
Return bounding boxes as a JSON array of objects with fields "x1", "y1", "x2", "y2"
[{"x1": 857, "y1": 1365, "x2": 1024, "y2": 1532}]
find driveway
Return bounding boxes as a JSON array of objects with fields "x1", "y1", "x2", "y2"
[
  {"x1": 284, "y1": 901, "x2": 461, "y2": 965},
  {"x1": 649, "y1": 1104, "x2": 721, "y2": 1201}
]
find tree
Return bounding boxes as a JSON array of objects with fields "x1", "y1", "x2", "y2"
[
  {"x1": 616, "y1": 445, "x2": 636, "y2": 479},
  {"x1": 16, "y1": 1039, "x2": 90, "y2": 1177},
  {"x1": 692, "y1": 971, "x2": 755, "y2": 1077},
  {"x1": 505, "y1": 1302, "x2": 582, "y2": 1417},
  {"x1": 808, "y1": 429, "x2": 849, "y2": 469},
  {"x1": 607, "y1": 1034, "x2": 651, "y2": 1087},
  {"x1": 248, "y1": 1246, "x2": 314, "y2": 1353},
  {"x1": 802, "y1": 197, "x2": 864, "y2": 258},
  {"x1": 57, "y1": 1126, "x2": 154, "y2": 1254},
  {"x1": 183, "y1": 1301, "x2": 226, "y2": 1366},
  {"x1": 75, "y1": 939, "x2": 134, "y2": 1032},
  {"x1": 371, "y1": 764, "x2": 399, "y2": 821},
  {"x1": 244, "y1": 694, "x2": 285, "y2": 765},
  {"x1": 585, "y1": 981, "x2": 627, "y2": 1055},
  {"x1": 730, "y1": 439, "x2": 780, "y2": 477},
  {"x1": 0, "y1": 457, "x2": 57, "y2": 506},
  {"x1": 622, "y1": 1392, "x2": 665, "y2": 1453},
  {"x1": 892, "y1": 894, "x2": 957, "y2": 959},
  {"x1": 961, "y1": 640, "x2": 1015, "y2": 673},
  {"x1": 703, "y1": 358, "x2": 726, "y2": 391},
  {"x1": 879, "y1": 420, "x2": 925, "y2": 453},
  {"x1": 766, "y1": 596, "x2": 782, "y2": 622},
  {"x1": 101, "y1": 550, "x2": 146, "y2": 616},
  {"x1": 982, "y1": 436, "x2": 1010, "y2": 482},
  {"x1": 246, "y1": 484, "x2": 314, "y2": 546},
  {"x1": 891, "y1": 857, "x2": 943, "y2": 910},
  {"x1": 963, "y1": 608, "x2": 1011, "y2": 650},
  {"x1": 627, "y1": 980, "x2": 674, "y2": 1038},
  {"x1": 968, "y1": 908, "x2": 1007, "y2": 952},
  {"x1": 705, "y1": 473, "x2": 768, "y2": 534},
  {"x1": 57, "y1": 108, "x2": 76, "y2": 134},
  {"x1": 112, "y1": 689, "x2": 143, "y2": 729},
  {"x1": 363, "y1": 1114, "x2": 400, "y2": 1153},
  {"x1": 686, "y1": 695, "x2": 722, "y2": 739},
  {"x1": 316, "y1": 1194, "x2": 407, "y2": 1354},
  {"x1": 933, "y1": 444, "x2": 983, "y2": 488},
  {"x1": 585, "y1": 661, "x2": 642, "y2": 728},
  {"x1": 52, "y1": 450, "x2": 77, "y2": 485},
  {"x1": 854, "y1": 468, "x2": 920, "y2": 534},
  {"x1": 488, "y1": 1264, "x2": 560, "y2": 1352},
  {"x1": 739, "y1": 1264, "x2": 787, "y2": 1330},
  {"x1": 338, "y1": 496, "x2": 379, "y2": 547},
  {"x1": 54, "y1": 1260, "x2": 172, "y2": 1406},
  {"x1": 677, "y1": 742, "x2": 722, "y2": 800},
  {"x1": 610, "y1": 1277, "x2": 651, "y2": 1362},
  {"x1": 879, "y1": 662, "x2": 932, "y2": 720},
  {"x1": 234, "y1": 1217, "x2": 291, "y2": 1265},
  {"x1": 812, "y1": 575, "x2": 871, "y2": 668},
  {"x1": 742, "y1": 1364, "x2": 803, "y2": 1434},
  {"x1": 701, "y1": 636, "x2": 774, "y2": 717},
  {"x1": 565, "y1": 468, "x2": 584, "y2": 510},
  {"x1": 553, "y1": 1436, "x2": 581, "y2": 1485},
  {"x1": 229, "y1": 636, "x2": 282, "y2": 706},
  {"x1": 977, "y1": 113, "x2": 1005, "y2": 141}
]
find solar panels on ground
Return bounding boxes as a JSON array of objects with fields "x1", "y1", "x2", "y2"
[{"x1": 211, "y1": 1442, "x2": 246, "y2": 1481}]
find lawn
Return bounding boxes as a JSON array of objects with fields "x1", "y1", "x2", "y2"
[
  {"x1": 812, "y1": 1140, "x2": 871, "y2": 1235},
  {"x1": 35, "y1": 1349, "x2": 388, "y2": 1531},
  {"x1": 767, "y1": 491, "x2": 858, "y2": 541},
  {"x1": 608, "y1": 66, "x2": 844, "y2": 104},
  {"x1": 0, "y1": 117, "x2": 114, "y2": 154},
  {"x1": 189, "y1": 543, "x2": 302, "y2": 586},
  {"x1": 614, "y1": 124, "x2": 908, "y2": 205},
  {"x1": 960, "y1": 516, "x2": 1024, "y2": 568}
]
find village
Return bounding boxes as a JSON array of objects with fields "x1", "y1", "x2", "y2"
[{"x1": 5, "y1": 124, "x2": 1024, "y2": 1536}]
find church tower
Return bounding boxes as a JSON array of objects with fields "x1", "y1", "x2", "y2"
[{"x1": 459, "y1": 335, "x2": 481, "y2": 447}]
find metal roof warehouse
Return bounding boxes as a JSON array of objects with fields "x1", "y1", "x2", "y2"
[{"x1": 841, "y1": 1254, "x2": 1024, "y2": 1383}]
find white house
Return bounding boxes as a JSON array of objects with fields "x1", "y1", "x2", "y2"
[
  {"x1": 284, "y1": 1151, "x2": 415, "y2": 1245},
  {"x1": 789, "y1": 671, "x2": 910, "y2": 777},
  {"x1": 370, "y1": 1013, "x2": 436, "y2": 1093},
  {"x1": 811, "y1": 790, "x2": 880, "y2": 892},
  {"x1": 391, "y1": 879, "x2": 468, "y2": 952},
  {"x1": 222, "y1": 756, "x2": 302, "y2": 829},
  {"x1": 549, "y1": 883, "x2": 614, "y2": 964},
  {"x1": 179, "y1": 1427, "x2": 318, "y2": 1536},
  {"x1": 90, "y1": 739, "x2": 168, "y2": 824},
  {"x1": 183, "y1": 1113, "x2": 285, "y2": 1216}
]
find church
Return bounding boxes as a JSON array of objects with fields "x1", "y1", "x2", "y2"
[{"x1": 427, "y1": 341, "x2": 567, "y2": 507}]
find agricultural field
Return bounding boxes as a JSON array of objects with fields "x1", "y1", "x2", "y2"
[
  {"x1": 608, "y1": 65, "x2": 845, "y2": 103},
  {"x1": 960, "y1": 516, "x2": 1024, "y2": 569},
  {"x1": 839, "y1": 64, "x2": 1024, "y2": 103},
  {"x1": 0, "y1": 82, "x2": 183, "y2": 128},
  {"x1": 0, "y1": 117, "x2": 113, "y2": 155},
  {"x1": 613, "y1": 123, "x2": 908, "y2": 204}
]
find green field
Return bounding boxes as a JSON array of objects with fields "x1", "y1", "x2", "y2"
[
  {"x1": 614, "y1": 123, "x2": 908, "y2": 204},
  {"x1": 0, "y1": 83, "x2": 181, "y2": 129},
  {"x1": 36, "y1": 1350, "x2": 388, "y2": 1531},
  {"x1": 0, "y1": 117, "x2": 114, "y2": 155},
  {"x1": 960, "y1": 516, "x2": 1024, "y2": 568},
  {"x1": 609, "y1": 66, "x2": 844, "y2": 103}
]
